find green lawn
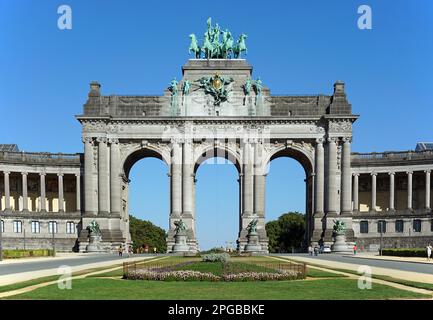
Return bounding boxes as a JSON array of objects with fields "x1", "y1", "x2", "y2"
[
  {"x1": 306, "y1": 267, "x2": 346, "y2": 278},
  {"x1": 6, "y1": 278, "x2": 428, "y2": 300}
]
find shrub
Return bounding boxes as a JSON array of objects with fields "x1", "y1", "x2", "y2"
[
  {"x1": 3, "y1": 249, "x2": 54, "y2": 259},
  {"x1": 201, "y1": 253, "x2": 230, "y2": 263},
  {"x1": 382, "y1": 248, "x2": 427, "y2": 257}
]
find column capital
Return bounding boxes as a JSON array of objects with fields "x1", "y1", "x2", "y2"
[
  {"x1": 39, "y1": 172, "x2": 46, "y2": 177},
  {"x1": 21, "y1": 171, "x2": 28, "y2": 176},
  {"x1": 96, "y1": 137, "x2": 107, "y2": 144},
  {"x1": 57, "y1": 173, "x2": 64, "y2": 177},
  {"x1": 353, "y1": 173, "x2": 360, "y2": 177},
  {"x1": 388, "y1": 172, "x2": 395, "y2": 176},
  {"x1": 424, "y1": 169, "x2": 431, "y2": 174},
  {"x1": 75, "y1": 173, "x2": 81, "y2": 178},
  {"x1": 3, "y1": 171, "x2": 10, "y2": 175},
  {"x1": 370, "y1": 172, "x2": 377, "y2": 176},
  {"x1": 342, "y1": 137, "x2": 352, "y2": 143},
  {"x1": 406, "y1": 171, "x2": 413, "y2": 175},
  {"x1": 315, "y1": 138, "x2": 324, "y2": 144},
  {"x1": 108, "y1": 138, "x2": 119, "y2": 144},
  {"x1": 82, "y1": 137, "x2": 94, "y2": 144},
  {"x1": 327, "y1": 137, "x2": 338, "y2": 144}
]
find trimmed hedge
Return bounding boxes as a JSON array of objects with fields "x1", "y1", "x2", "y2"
[
  {"x1": 382, "y1": 248, "x2": 427, "y2": 257},
  {"x1": 2, "y1": 249, "x2": 55, "y2": 259}
]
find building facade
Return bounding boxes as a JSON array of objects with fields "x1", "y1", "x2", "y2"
[{"x1": 1, "y1": 58, "x2": 432, "y2": 253}]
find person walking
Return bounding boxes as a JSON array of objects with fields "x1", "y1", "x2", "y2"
[
  {"x1": 153, "y1": 247, "x2": 157, "y2": 254},
  {"x1": 427, "y1": 244, "x2": 432, "y2": 262},
  {"x1": 118, "y1": 244, "x2": 123, "y2": 257},
  {"x1": 308, "y1": 245, "x2": 313, "y2": 256},
  {"x1": 353, "y1": 243, "x2": 358, "y2": 255}
]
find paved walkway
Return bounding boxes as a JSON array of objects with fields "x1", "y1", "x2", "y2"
[
  {"x1": 278, "y1": 255, "x2": 433, "y2": 284},
  {"x1": 349, "y1": 254, "x2": 433, "y2": 265},
  {"x1": 0, "y1": 254, "x2": 158, "y2": 286}
]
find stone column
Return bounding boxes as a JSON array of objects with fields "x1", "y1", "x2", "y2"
[
  {"x1": 371, "y1": 173, "x2": 377, "y2": 211},
  {"x1": 326, "y1": 138, "x2": 338, "y2": 215},
  {"x1": 314, "y1": 139, "x2": 324, "y2": 215},
  {"x1": 253, "y1": 141, "x2": 265, "y2": 216},
  {"x1": 110, "y1": 139, "x2": 120, "y2": 214},
  {"x1": 75, "y1": 174, "x2": 81, "y2": 212},
  {"x1": 407, "y1": 171, "x2": 413, "y2": 210},
  {"x1": 98, "y1": 138, "x2": 109, "y2": 214},
  {"x1": 58, "y1": 173, "x2": 64, "y2": 212},
  {"x1": 22, "y1": 172, "x2": 28, "y2": 211},
  {"x1": 242, "y1": 141, "x2": 254, "y2": 216},
  {"x1": 182, "y1": 139, "x2": 194, "y2": 216},
  {"x1": 171, "y1": 140, "x2": 182, "y2": 217},
  {"x1": 83, "y1": 138, "x2": 96, "y2": 214},
  {"x1": 3, "y1": 171, "x2": 10, "y2": 211},
  {"x1": 353, "y1": 174, "x2": 359, "y2": 211},
  {"x1": 425, "y1": 170, "x2": 431, "y2": 210},
  {"x1": 340, "y1": 138, "x2": 352, "y2": 214},
  {"x1": 40, "y1": 173, "x2": 46, "y2": 212},
  {"x1": 389, "y1": 172, "x2": 395, "y2": 211}
]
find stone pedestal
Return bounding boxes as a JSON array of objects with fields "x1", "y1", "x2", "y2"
[
  {"x1": 86, "y1": 235, "x2": 105, "y2": 253},
  {"x1": 331, "y1": 233, "x2": 351, "y2": 253},
  {"x1": 172, "y1": 231, "x2": 189, "y2": 253},
  {"x1": 245, "y1": 232, "x2": 262, "y2": 253}
]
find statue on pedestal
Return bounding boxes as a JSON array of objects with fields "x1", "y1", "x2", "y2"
[
  {"x1": 172, "y1": 219, "x2": 189, "y2": 253},
  {"x1": 86, "y1": 220, "x2": 104, "y2": 253},
  {"x1": 331, "y1": 219, "x2": 351, "y2": 253}
]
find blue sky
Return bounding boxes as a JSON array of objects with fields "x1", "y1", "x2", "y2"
[{"x1": 1, "y1": 1, "x2": 432, "y2": 249}]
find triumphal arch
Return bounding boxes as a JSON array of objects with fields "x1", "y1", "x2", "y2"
[
  {"x1": 76, "y1": 19, "x2": 357, "y2": 253},
  {"x1": 2, "y1": 19, "x2": 431, "y2": 253}
]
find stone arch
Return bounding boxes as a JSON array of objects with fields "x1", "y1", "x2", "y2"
[
  {"x1": 194, "y1": 144, "x2": 241, "y2": 174},
  {"x1": 121, "y1": 144, "x2": 170, "y2": 179},
  {"x1": 264, "y1": 142, "x2": 315, "y2": 248},
  {"x1": 264, "y1": 143, "x2": 314, "y2": 176}
]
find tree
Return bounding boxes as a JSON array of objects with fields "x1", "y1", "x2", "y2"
[
  {"x1": 265, "y1": 212, "x2": 306, "y2": 253},
  {"x1": 129, "y1": 215, "x2": 167, "y2": 253}
]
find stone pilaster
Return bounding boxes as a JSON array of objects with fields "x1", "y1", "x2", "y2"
[
  {"x1": 389, "y1": 172, "x2": 395, "y2": 211},
  {"x1": 340, "y1": 138, "x2": 352, "y2": 215},
  {"x1": 353, "y1": 173, "x2": 359, "y2": 211},
  {"x1": 314, "y1": 138, "x2": 324, "y2": 215},
  {"x1": 170, "y1": 139, "x2": 182, "y2": 217},
  {"x1": 22, "y1": 172, "x2": 28, "y2": 211},
  {"x1": 407, "y1": 171, "x2": 413, "y2": 210},
  {"x1": 182, "y1": 139, "x2": 194, "y2": 217},
  {"x1": 371, "y1": 173, "x2": 377, "y2": 211},
  {"x1": 4, "y1": 171, "x2": 10, "y2": 211},
  {"x1": 326, "y1": 137, "x2": 338, "y2": 215},
  {"x1": 75, "y1": 173, "x2": 81, "y2": 212},
  {"x1": 253, "y1": 140, "x2": 265, "y2": 217},
  {"x1": 110, "y1": 138, "x2": 120, "y2": 214},
  {"x1": 58, "y1": 173, "x2": 64, "y2": 212},
  {"x1": 242, "y1": 141, "x2": 254, "y2": 216},
  {"x1": 97, "y1": 138, "x2": 109, "y2": 214},
  {"x1": 40, "y1": 172, "x2": 46, "y2": 212},
  {"x1": 425, "y1": 170, "x2": 431, "y2": 210},
  {"x1": 83, "y1": 137, "x2": 96, "y2": 215}
]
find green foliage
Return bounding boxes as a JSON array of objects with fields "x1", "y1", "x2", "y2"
[
  {"x1": 129, "y1": 215, "x2": 167, "y2": 253},
  {"x1": 266, "y1": 212, "x2": 306, "y2": 253},
  {"x1": 382, "y1": 248, "x2": 427, "y2": 257},
  {"x1": 3, "y1": 249, "x2": 54, "y2": 259}
]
